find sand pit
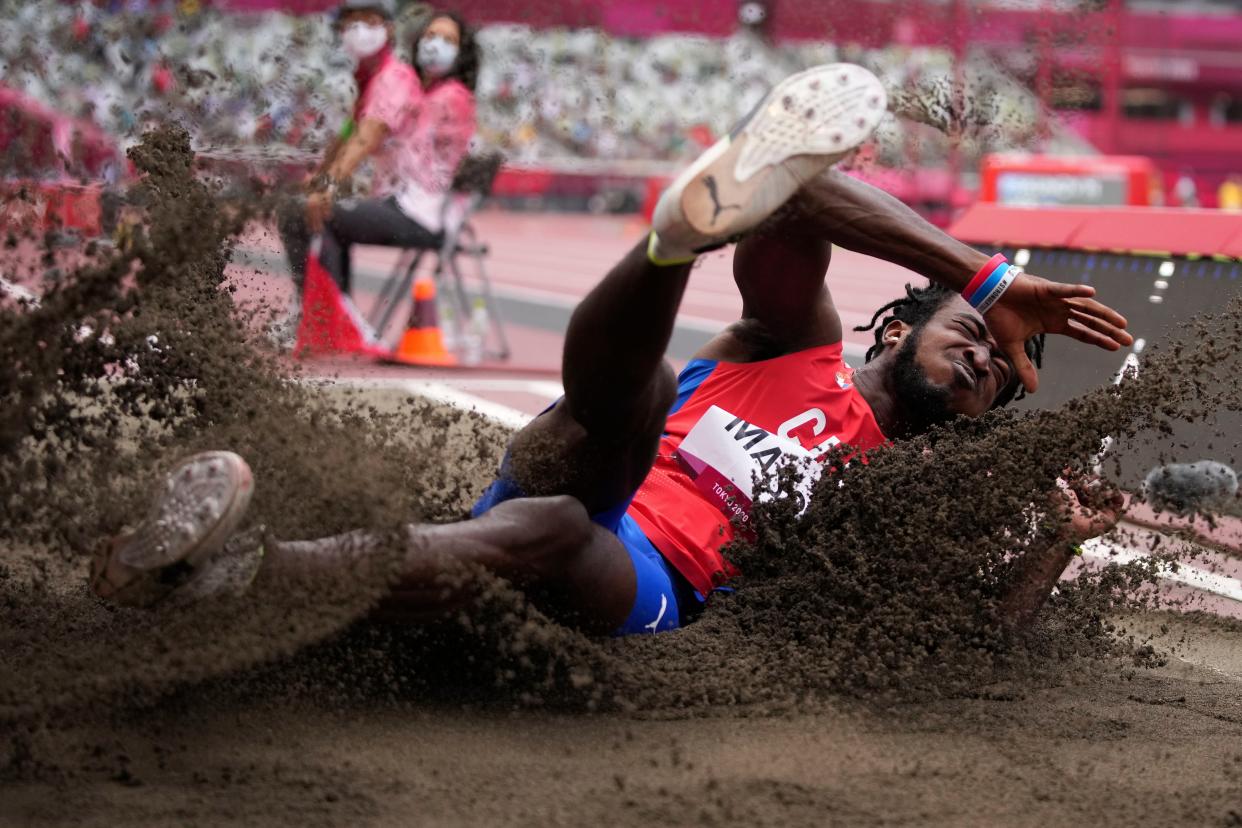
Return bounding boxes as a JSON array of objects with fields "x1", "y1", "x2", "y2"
[
  {"x1": 3, "y1": 371, "x2": 1241, "y2": 826},
  {"x1": 2, "y1": 568, "x2": 1241, "y2": 828},
  {"x1": 4, "y1": 126, "x2": 1242, "y2": 828}
]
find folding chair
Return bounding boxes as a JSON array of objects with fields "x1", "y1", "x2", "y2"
[{"x1": 367, "y1": 152, "x2": 510, "y2": 361}]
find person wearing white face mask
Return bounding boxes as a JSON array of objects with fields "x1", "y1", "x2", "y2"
[
  {"x1": 277, "y1": 0, "x2": 466, "y2": 333},
  {"x1": 388, "y1": 10, "x2": 480, "y2": 245}
]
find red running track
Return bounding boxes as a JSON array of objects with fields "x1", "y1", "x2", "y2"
[{"x1": 230, "y1": 209, "x2": 922, "y2": 415}]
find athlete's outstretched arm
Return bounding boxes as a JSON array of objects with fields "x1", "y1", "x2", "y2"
[
  {"x1": 731, "y1": 170, "x2": 1132, "y2": 390},
  {"x1": 790, "y1": 170, "x2": 988, "y2": 289},
  {"x1": 997, "y1": 476, "x2": 1123, "y2": 627},
  {"x1": 719, "y1": 170, "x2": 985, "y2": 357}
]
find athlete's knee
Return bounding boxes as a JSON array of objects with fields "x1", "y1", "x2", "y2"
[
  {"x1": 588, "y1": 361, "x2": 675, "y2": 445},
  {"x1": 654, "y1": 360, "x2": 677, "y2": 407},
  {"x1": 523, "y1": 494, "x2": 593, "y2": 542},
  {"x1": 635, "y1": 361, "x2": 677, "y2": 431},
  {"x1": 487, "y1": 495, "x2": 594, "y2": 578},
  {"x1": 557, "y1": 359, "x2": 675, "y2": 439}
]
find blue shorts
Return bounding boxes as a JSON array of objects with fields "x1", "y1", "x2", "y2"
[{"x1": 471, "y1": 470, "x2": 696, "y2": 636}]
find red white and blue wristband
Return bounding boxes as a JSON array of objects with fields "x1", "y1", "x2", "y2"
[{"x1": 961, "y1": 254, "x2": 1022, "y2": 315}]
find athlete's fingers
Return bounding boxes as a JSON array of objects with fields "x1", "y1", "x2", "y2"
[
  {"x1": 1066, "y1": 296, "x2": 1131, "y2": 334},
  {"x1": 1044, "y1": 280, "x2": 1096, "y2": 299},
  {"x1": 1068, "y1": 308, "x2": 1131, "y2": 348},
  {"x1": 1063, "y1": 317, "x2": 1124, "y2": 351},
  {"x1": 1006, "y1": 341, "x2": 1039, "y2": 393},
  {"x1": 1070, "y1": 507, "x2": 1120, "y2": 541}
]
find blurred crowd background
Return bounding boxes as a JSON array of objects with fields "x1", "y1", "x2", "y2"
[
  {"x1": 3, "y1": 0, "x2": 1242, "y2": 215},
  {"x1": 1, "y1": 0, "x2": 1055, "y2": 165}
]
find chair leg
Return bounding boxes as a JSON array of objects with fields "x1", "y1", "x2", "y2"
[
  {"x1": 368, "y1": 249, "x2": 412, "y2": 332},
  {"x1": 427, "y1": 250, "x2": 463, "y2": 350},
  {"x1": 376, "y1": 251, "x2": 425, "y2": 338},
  {"x1": 471, "y1": 248, "x2": 511, "y2": 361}
]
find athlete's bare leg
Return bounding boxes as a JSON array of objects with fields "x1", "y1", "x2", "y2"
[
  {"x1": 256, "y1": 246, "x2": 696, "y2": 633},
  {"x1": 93, "y1": 246, "x2": 692, "y2": 633},
  {"x1": 505, "y1": 243, "x2": 693, "y2": 511},
  {"x1": 260, "y1": 496, "x2": 638, "y2": 634},
  {"x1": 94, "y1": 246, "x2": 694, "y2": 634}
]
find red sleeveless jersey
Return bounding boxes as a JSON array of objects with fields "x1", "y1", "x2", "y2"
[{"x1": 627, "y1": 342, "x2": 888, "y2": 596}]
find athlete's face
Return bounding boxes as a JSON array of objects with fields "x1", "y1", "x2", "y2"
[{"x1": 890, "y1": 297, "x2": 1018, "y2": 422}]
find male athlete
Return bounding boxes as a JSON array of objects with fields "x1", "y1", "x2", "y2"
[{"x1": 92, "y1": 64, "x2": 1132, "y2": 632}]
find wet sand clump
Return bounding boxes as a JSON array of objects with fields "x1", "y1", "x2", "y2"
[{"x1": 0, "y1": 126, "x2": 514, "y2": 727}]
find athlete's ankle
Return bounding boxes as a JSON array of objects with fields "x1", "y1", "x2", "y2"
[{"x1": 646, "y1": 230, "x2": 697, "y2": 268}]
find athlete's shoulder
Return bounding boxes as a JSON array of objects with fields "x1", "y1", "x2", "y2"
[{"x1": 700, "y1": 318, "x2": 842, "y2": 364}]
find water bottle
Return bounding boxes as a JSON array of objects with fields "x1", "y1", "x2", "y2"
[
  {"x1": 463, "y1": 297, "x2": 488, "y2": 366},
  {"x1": 440, "y1": 299, "x2": 458, "y2": 355}
]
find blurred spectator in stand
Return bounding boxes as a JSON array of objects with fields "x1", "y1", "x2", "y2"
[
  {"x1": 737, "y1": 1, "x2": 769, "y2": 36},
  {"x1": 1218, "y1": 175, "x2": 1242, "y2": 212},
  {"x1": 274, "y1": 1, "x2": 478, "y2": 344},
  {"x1": 1174, "y1": 171, "x2": 1200, "y2": 208},
  {"x1": 393, "y1": 0, "x2": 434, "y2": 58}
]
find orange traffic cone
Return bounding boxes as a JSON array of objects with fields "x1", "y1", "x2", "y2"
[{"x1": 389, "y1": 278, "x2": 457, "y2": 366}]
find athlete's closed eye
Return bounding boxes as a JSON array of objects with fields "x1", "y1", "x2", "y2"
[
  {"x1": 992, "y1": 352, "x2": 1013, "y2": 389},
  {"x1": 960, "y1": 318, "x2": 1012, "y2": 389}
]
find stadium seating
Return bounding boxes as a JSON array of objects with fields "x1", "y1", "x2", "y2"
[{"x1": 0, "y1": 2, "x2": 1056, "y2": 176}]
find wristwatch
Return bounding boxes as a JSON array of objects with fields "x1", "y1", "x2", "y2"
[{"x1": 309, "y1": 173, "x2": 339, "y2": 197}]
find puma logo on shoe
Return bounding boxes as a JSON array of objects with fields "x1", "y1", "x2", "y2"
[
  {"x1": 649, "y1": 63, "x2": 885, "y2": 262},
  {"x1": 644, "y1": 593, "x2": 669, "y2": 633},
  {"x1": 702, "y1": 175, "x2": 741, "y2": 226}
]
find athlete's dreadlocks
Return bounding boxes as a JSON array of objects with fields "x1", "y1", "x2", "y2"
[{"x1": 854, "y1": 283, "x2": 1044, "y2": 407}]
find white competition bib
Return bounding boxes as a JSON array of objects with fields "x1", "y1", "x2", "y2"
[{"x1": 674, "y1": 405, "x2": 839, "y2": 523}]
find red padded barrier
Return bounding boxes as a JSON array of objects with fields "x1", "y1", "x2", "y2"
[
  {"x1": 951, "y1": 204, "x2": 1242, "y2": 258},
  {"x1": 948, "y1": 205, "x2": 1089, "y2": 250},
  {"x1": 1213, "y1": 225, "x2": 1242, "y2": 260},
  {"x1": 1068, "y1": 208, "x2": 1242, "y2": 257}
]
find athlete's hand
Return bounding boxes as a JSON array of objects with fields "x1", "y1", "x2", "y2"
[
  {"x1": 984, "y1": 272, "x2": 1133, "y2": 393},
  {"x1": 1057, "y1": 474, "x2": 1125, "y2": 543}
]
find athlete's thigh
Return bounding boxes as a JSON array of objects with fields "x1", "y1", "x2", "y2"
[
  {"x1": 502, "y1": 362, "x2": 676, "y2": 516},
  {"x1": 493, "y1": 502, "x2": 680, "y2": 636},
  {"x1": 378, "y1": 498, "x2": 638, "y2": 634}
]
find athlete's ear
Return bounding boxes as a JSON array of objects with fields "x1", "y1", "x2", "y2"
[{"x1": 881, "y1": 319, "x2": 910, "y2": 349}]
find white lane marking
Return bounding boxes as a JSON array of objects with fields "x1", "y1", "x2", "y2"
[
  {"x1": 318, "y1": 377, "x2": 535, "y2": 431},
  {"x1": 1081, "y1": 538, "x2": 1242, "y2": 603},
  {"x1": 324, "y1": 375, "x2": 560, "y2": 409},
  {"x1": 411, "y1": 382, "x2": 536, "y2": 431},
  {"x1": 436, "y1": 378, "x2": 564, "y2": 398},
  {"x1": 644, "y1": 593, "x2": 669, "y2": 633}
]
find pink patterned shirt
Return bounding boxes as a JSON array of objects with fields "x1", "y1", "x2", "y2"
[
  {"x1": 355, "y1": 54, "x2": 476, "y2": 233},
  {"x1": 354, "y1": 50, "x2": 417, "y2": 182},
  {"x1": 391, "y1": 79, "x2": 477, "y2": 233}
]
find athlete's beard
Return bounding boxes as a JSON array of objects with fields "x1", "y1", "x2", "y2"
[{"x1": 891, "y1": 326, "x2": 954, "y2": 436}]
